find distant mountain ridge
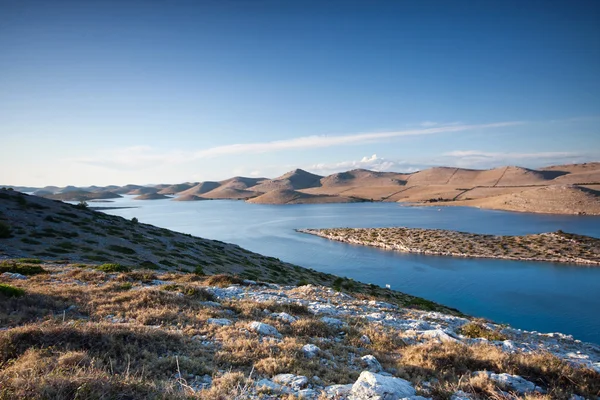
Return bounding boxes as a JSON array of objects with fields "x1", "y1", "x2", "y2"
[{"x1": 3, "y1": 162, "x2": 599, "y2": 214}]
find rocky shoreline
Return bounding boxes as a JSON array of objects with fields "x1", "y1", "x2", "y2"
[{"x1": 298, "y1": 228, "x2": 600, "y2": 266}]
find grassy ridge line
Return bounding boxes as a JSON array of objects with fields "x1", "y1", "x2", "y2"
[
  {"x1": 0, "y1": 188, "x2": 459, "y2": 314},
  {"x1": 298, "y1": 227, "x2": 600, "y2": 266}
]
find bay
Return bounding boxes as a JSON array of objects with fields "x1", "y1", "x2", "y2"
[{"x1": 100, "y1": 196, "x2": 600, "y2": 344}]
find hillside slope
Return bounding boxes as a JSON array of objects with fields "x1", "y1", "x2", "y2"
[{"x1": 0, "y1": 189, "x2": 441, "y2": 310}]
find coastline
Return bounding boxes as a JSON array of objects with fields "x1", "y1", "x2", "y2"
[{"x1": 297, "y1": 227, "x2": 600, "y2": 266}]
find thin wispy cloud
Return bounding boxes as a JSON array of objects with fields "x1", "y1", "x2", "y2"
[
  {"x1": 76, "y1": 121, "x2": 523, "y2": 170},
  {"x1": 442, "y1": 150, "x2": 595, "y2": 168},
  {"x1": 192, "y1": 121, "x2": 523, "y2": 158}
]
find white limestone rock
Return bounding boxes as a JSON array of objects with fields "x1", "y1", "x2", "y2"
[
  {"x1": 207, "y1": 318, "x2": 232, "y2": 326},
  {"x1": 420, "y1": 329, "x2": 458, "y2": 343},
  {"x1": 361, "y1": 355, "x2": 383, "y2": 373},
  {"x1": 273, "y1": 312, "x2": 297, "y2": 323},
  {"x1": 273, "y1": 373, "x2": 309, "y2": 391},
  {"x1": 321, "y1": 316, "x2": 345, "y2": 327},
  {"x1": 249, "y1": 321, "x2": 281, "y2": 337},
  {"x1": 302, "y1": 343, "x2": 321, "y2": 358},
  {"x1": 324, "y1": 384, "x2": 353, "y2": 397},
  {"x1": 255, "y1": 378, "x2": 290, "y2": 394},
  {"x1": 450, "y1": 390, "x2": 473, "y2": 400},
  {"x1": 1, "y1": 272, "x2": 27, "y2": 280},
  {"x1": 475, "y1": 371, "x2": 546, "y2": 394},
  {"x1": 350, "y1": 371, "x2": 416, "y2": 399}
]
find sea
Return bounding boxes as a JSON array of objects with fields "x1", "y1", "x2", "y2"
[{"x1": 99, "y1": 196, "x2": 600, "y2": 344}]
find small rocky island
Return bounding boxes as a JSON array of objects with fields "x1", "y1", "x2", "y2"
[{"x1": 298, "y1": 227, "x2": 600, "y2": 265}]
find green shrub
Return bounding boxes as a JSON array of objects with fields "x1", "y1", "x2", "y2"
[
  {"x1": 0, "y1": 221, "x2": 11, "y2": 238},
  {"x1": 107, "y1": 245, "x2": 136, "y2": 255},
  {"x1": 296, "y1": 279, "x2": 309, "y2": 286},
  {"x1": 193, "y1": 266, "x2": 205, "y2": 275},
  {"x1": 140, "y1": 261, "x2": 159, "y2": 270},
  {"x1": 131, "y1": 217, "x2": 139, "y2": 224},
  {"x1": 96, "y1": 263, "x2": 130, "y2": 273},
  {"x1": 0, "y1": 283, "x2": 25, "y2": 297},
  {"x1": 0, "y1": 262, "x2": 47, "y2": 275},
  {"x1": 17, "y1": 258, "x2": 42, "y2": 264}
]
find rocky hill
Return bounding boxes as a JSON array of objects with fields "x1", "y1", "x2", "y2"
[
  {"x1": 5, "y1": 161, "x2": 600, "y2": 213},
  {"x1": 1, "y1": 189, "x2": 599, "y2": 399}
]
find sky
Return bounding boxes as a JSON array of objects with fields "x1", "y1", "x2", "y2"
[{"x1": 1, "y1": 0, "x2": 599, "y2": 187}]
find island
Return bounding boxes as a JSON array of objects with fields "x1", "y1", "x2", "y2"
[{"x1": 298, "y1": 227, "x2": 600, "y2": 265}]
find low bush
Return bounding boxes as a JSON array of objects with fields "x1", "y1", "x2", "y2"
[
  {"x1": 95, "y1": 263, "x2": 130, "y2": 273},
  {"x1": 0, "y1": 261, "x2": 47, "y2": 276},
  {"x1": 0, "y1": 283, "x2": 25, "y2": 297},
  {"x1": 0, "y1": 221, "x2": 11, "y2": 238},
  {"x1": 459, "y1": 321, "x2": 507, "y2": 341},
  {"x1": 204, "y1": 274, "x2": 244, "y2": 287}
]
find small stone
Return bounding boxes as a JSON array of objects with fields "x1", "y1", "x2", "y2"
[
  {"x1": 321, "y1": 316, "x2": 345, "y2": 327},
  {"x1": 1, "y1": 272, "x2": 27, "y2": 280},
  {"x1": 207, "y1": 318, "x2": 232, "y2": 326},
  {"x1": 360, "y1": 334, "x2": 371, "y2": 344}
]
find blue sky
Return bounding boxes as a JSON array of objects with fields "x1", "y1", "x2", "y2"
[{"x1": 1, "y1": 0, "x2": 599, "y2": 186}]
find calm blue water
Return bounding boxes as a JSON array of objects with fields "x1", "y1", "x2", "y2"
[{"x1": 99, "y1": 196, "x2": 600, "y2": 344}]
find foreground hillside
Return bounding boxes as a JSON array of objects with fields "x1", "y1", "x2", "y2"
[
  {"x1": 0, "y1": 189, "x2": 448, "y2": 312},
  {"x1": 1, "y1": 263, "x2": 599, "y2": 399},
  {"x1": 1, "y1": 189, "x2": 600, "y2": 399}
]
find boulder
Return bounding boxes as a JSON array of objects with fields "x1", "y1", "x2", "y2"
[{"x1": 350, "y1": 371, "x2": 416, "y2": 399}]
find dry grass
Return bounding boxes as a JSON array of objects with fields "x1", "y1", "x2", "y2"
[{"x1": 1, "y1": 264, "x2": 599, "y2": 399}]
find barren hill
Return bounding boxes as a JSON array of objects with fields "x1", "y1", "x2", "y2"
[
  {"x1": 178, "y1": 181, "x2": 222, "y2": 197},
  {"x1": 453, "y1": 185, "x2": 600, "y2": 215},
  {"x1": 200, "y1": 187, "x2": 258, "y2": 200},
  {"x1": 171, "y1": 194, "x2": 208, "y2": 201},
  {"x1": 320, "y1": 169, "x2": 406, "y2": 187},
  {"x1": 111, "y1": 184, "x2": 144, "y2": 194},
  {"x1": 219, "y1": 176, "x2": 266, "y2": 190},
  {"x1": 133, "y1": 193, "x2": 170, "y2": 200},
  {"x1": 248, "y1": 189, "x2": 362, "y2": 205},
  {"x1": 250, "y1": 169, "x2": 323, "y2": 192},
  {"x1": 157, "y1": 183, "x2": 195, "y2": 195},
  {"x1": 128, "y1": 187, "x2": 160, "y2": 196}
]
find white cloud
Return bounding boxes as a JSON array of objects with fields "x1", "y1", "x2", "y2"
[
  {"x1": 441, "y1": 150, "x2": 597, "y2": 168},
  {"x1": 307, "y1": 154, "x2": 423, "y2": 175},
  {"x1": 76, "y1": 121, "x2": 522, "y2": 171},
  {"x1": 192, "y1": 121, "x2": 522, "y2": 158}
]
